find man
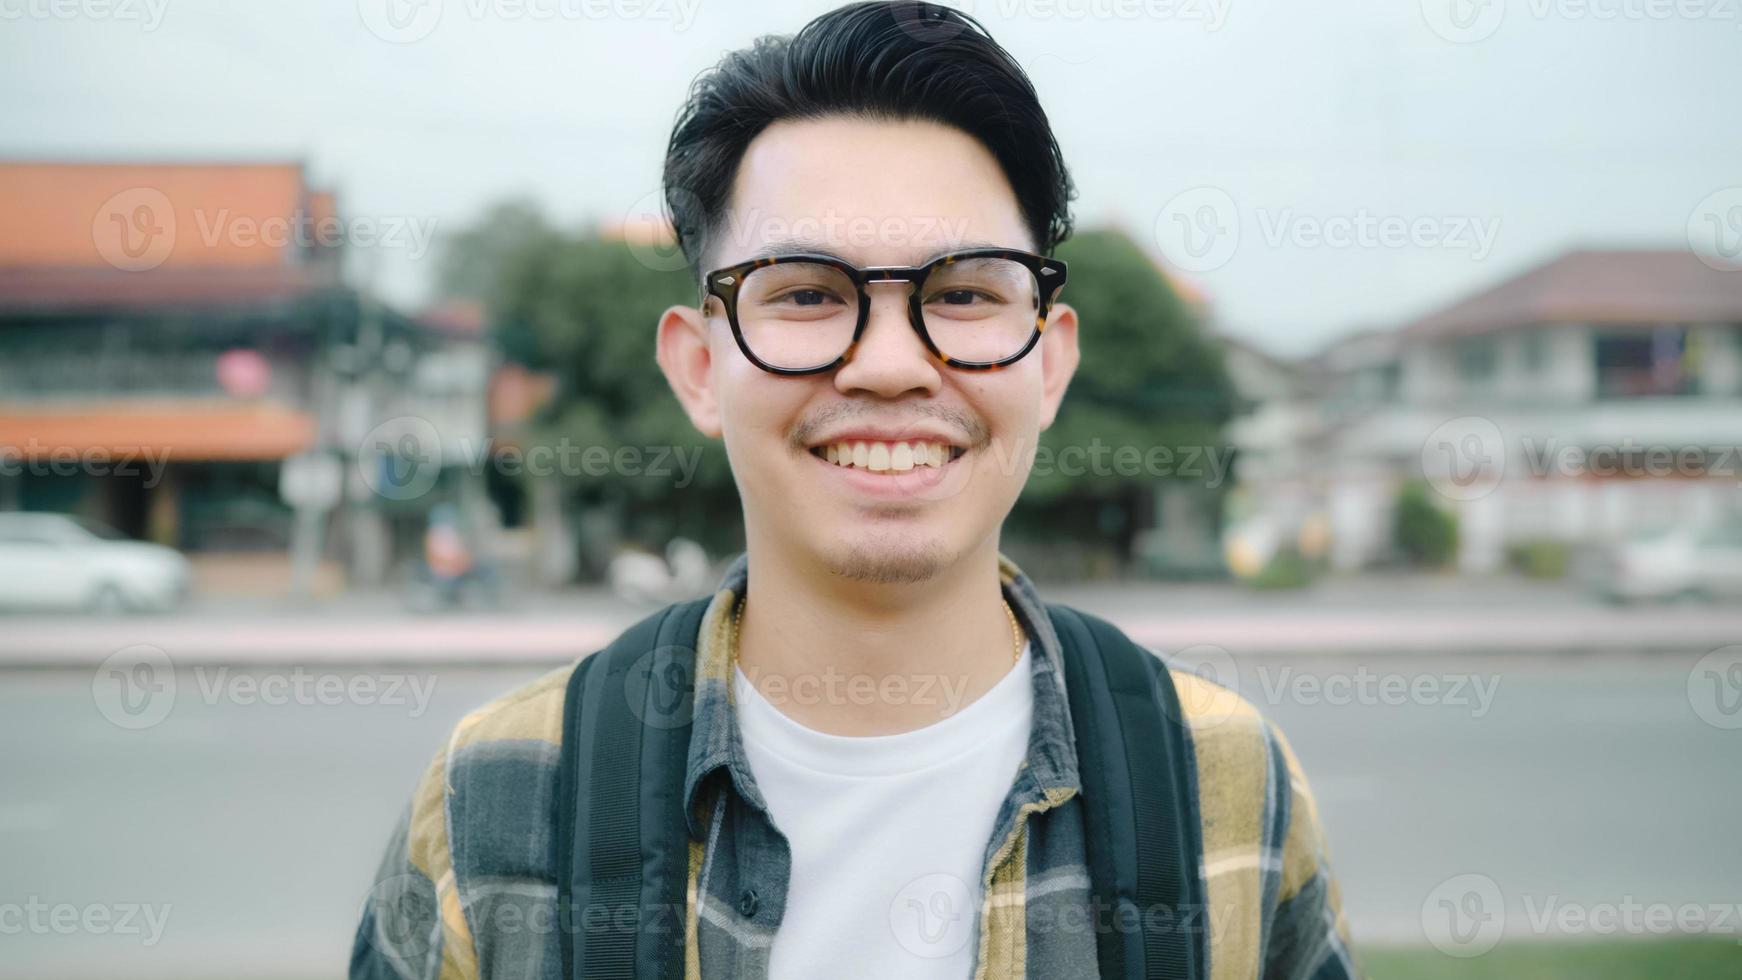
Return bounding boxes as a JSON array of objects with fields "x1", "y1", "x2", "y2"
[{"x1": 351, "y1": 3, "x2": 1355, "y2": 978}]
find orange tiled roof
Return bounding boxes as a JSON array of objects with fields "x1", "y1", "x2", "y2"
[
  {"x1": 0, "y1": 161, "x2": 321, "y2": 270},
  {"x1": 1403, "y1": 249, "x2": 1742, "y2": 338}
]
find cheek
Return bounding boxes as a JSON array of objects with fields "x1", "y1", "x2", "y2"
[
  {"x1": 716, "y1": 366, "x2": 813, "y2": 462},
  {"x1": 964, "y1": 370, "x2": 1044, "y2": 446}
]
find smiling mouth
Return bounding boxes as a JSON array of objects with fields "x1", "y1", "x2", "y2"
[{"x1": 807, "y1": 440, "x2": 967, "y2": 473}]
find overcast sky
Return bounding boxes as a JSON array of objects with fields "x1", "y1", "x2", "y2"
[{"x1": 4, "y1": 0, "x2": 1737, "y2": 354}]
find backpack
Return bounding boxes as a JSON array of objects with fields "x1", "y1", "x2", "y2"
[{"x1": 554, "y1": 597, "x2": 1207, "y2": 980}]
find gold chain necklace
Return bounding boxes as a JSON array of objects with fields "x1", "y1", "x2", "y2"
[{"x1": 730, "y1": 595, "x2": 1025, "y2": 672}]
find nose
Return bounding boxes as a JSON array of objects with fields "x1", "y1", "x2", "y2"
[{"x1": 832, "y1": 281, "x2": 942, "y2": 398}]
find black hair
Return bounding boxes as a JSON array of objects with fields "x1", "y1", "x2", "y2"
[{"x1": 661, "y1": 1, "x2": 1076, "y2": 280}]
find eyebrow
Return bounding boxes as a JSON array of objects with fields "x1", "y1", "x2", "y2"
[{"x1": 746, "y1": 238, "x2": 1008, "y2": 267}]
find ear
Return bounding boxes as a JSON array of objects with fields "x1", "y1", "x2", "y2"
[
  {"x1": 1036, "y1": 300, "x2": 1080, "y2": 431},
  {"x1": 656, "y1": 302, "x2": 722, "y2": 438}
]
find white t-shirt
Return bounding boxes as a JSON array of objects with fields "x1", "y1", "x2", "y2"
[{"x1": 733, "y1": 642, "x2": 1034, "y2": 980}]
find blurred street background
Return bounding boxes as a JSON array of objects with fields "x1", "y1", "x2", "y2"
[{"x1": 3, "y1": 1, "x2": 1741, "y2": 977}]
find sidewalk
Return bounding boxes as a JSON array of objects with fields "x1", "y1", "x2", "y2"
[{"x1": 4, "y1": 574, "x2": 1737, "y2": 665}]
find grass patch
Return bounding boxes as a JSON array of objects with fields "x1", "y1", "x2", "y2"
[{"x1": 1359, "y1": 937, "x2": 1742, "y2": 978}]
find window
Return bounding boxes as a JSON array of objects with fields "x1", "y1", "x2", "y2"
[
  {"x1": 1594, "y1": 326, "x2": 1696, "y2": 398},
  {"x1": 1456, "y1": 337, "x2": 1497, "y2": 386},
  {"x1": 1520, "y1": 332, "x2": 1547, "y2": 373}
]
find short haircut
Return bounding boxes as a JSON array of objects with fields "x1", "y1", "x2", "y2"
[{"x1": 661, "y1": 1, "x2": 1076, "y2": 280}]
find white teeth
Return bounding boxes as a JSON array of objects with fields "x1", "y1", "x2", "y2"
[{"x1": 817, "y1": 440, "x2": 953, "y2": 472}]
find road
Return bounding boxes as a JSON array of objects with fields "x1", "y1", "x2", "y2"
[
  {"x1": 7, "y1": 577, "x2": 1742, "y2": 662},
  {"x1": 4, "y1": 647, "x2": 1739, "y2": 977}
]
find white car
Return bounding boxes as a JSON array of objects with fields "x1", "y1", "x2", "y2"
[
  {"x1": 1597, "y1": 523, "x2": 1742, "y2": 603},
  {"x1": 0, "y1": 513, "x2": 191, "y2": 613}
]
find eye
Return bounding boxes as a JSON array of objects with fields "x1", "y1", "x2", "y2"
[
  {"x1": 929, "y1": 288, "x2": 994, "y2": 306},
  {"x1": 781, "y1": 288, "x2": 837, "y2": 306}
]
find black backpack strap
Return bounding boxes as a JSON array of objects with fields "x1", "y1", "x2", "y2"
[
  {"x1": 1048, "y1": 603, "x2": 1207, "y2": 980},
  {"x1": 556, "y1": 597, "x2": 712, "y2": 980}
]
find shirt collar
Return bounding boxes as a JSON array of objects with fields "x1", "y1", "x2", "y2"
[{"x1": 681, "y1": 551, "x2": 1083, "y2": 840}]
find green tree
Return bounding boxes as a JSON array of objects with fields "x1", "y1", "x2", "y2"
[
  {"x1": 488, "y1": 231, "x2": 742, "y2": 571},
  {"x1": 435, "y1": 198, "x2": 557, "y2": 307},
  {"x1": 1008, "y1": 228, "x2": 1236, "y2": 572},
  {"x1": 1392, "y1": 480, "x2": 1460, "y2": 568}
]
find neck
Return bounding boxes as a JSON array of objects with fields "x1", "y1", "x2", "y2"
[{"x1": 733, "y1": 537, "x2": 1023, "y2": 736}]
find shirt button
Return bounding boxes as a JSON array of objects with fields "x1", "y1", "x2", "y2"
[{"x1": 737, "y1": 889, "x2": 759, "y2": 919}]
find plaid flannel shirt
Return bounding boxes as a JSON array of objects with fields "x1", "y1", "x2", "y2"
[{"x1": 352, "y1": 552, "x2": 1357, "y2": 980}]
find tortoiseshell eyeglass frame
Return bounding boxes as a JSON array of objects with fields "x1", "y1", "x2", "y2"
[{"x1": 700, "y1": 247, "x2": 1069, "y2": 376}]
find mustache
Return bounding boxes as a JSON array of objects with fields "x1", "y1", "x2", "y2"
[{"x1": 787, "y1": 402, "x2": 990, "y2": 452}]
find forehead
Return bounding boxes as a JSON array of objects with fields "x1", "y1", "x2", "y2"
[{"x1": 718, "y1": 115, "x2": 1033, "y2": 268}]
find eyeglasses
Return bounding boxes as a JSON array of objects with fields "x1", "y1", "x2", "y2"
[{"x1": 701, "y1": 247, "x2": 1068, "y2": 376}]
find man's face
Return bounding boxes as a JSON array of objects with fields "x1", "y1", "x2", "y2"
[{"x1": 658, "y1": 116, "x2": 1078, "y2": 585}]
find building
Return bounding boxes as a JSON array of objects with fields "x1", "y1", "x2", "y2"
[
  {"x1": 1294, "y1": 249, "x2": 1742, "y2": 572},
  {"x1": 0, "y1": 161, "x2": 486, "y2": 593}
]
